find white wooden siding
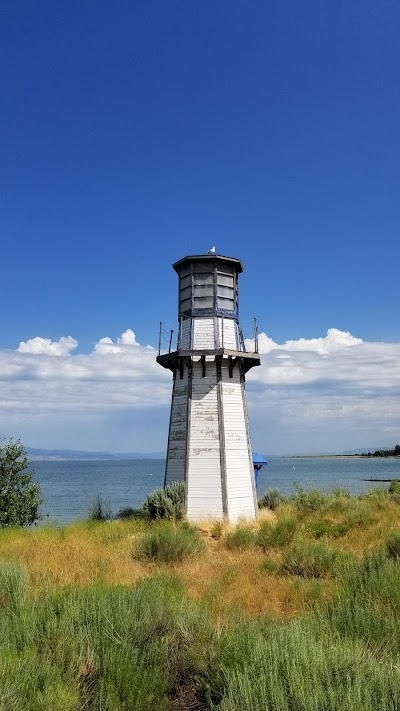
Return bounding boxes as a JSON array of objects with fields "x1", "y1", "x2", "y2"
[
  {"x1": 193, "y1": 318, "x2": 215, "y2": 349},
  {"x1": 165, "y1": 370, "x2": 188, "y2": 485},
  {"x1": 217, "y1": 318, "x2": 238, "y2": 350},
  {"x1": 186, "y1": 361, "x2": 224, "y2": 519},
  {"x1": 179, "y1": 317, "x2": 191, "y2": 349},
  {"x1": 221, "y1": 364, "x2": 257, "y2": 522}
]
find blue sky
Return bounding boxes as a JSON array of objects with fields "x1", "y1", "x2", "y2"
[{"x1": 1, "y1": 1, "x2": 399, "y2": 454}]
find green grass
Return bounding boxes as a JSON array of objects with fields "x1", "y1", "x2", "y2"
[
  {"x1": 0, "y1": 569, "x2": 214, "y2": 710},
  {"x1": 1, "y1": 485, "x2": 400, "y2": 709}
]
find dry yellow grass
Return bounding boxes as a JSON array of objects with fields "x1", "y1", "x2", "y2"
[
  {"x1": 0, "y1": 497, "x2": 398, "y2": 620},
  {"x1": 0, "y1": 518, "x2": 325, "y2": 619}
]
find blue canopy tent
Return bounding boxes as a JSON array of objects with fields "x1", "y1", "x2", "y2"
[{"x1": 252, "y1": 453, "x2": 268, "y2": 488}]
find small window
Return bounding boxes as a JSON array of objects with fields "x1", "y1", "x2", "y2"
[
  {"x1": 179, "y1": 274, "x2": 191, "y2": 290},
  {"x1": 179, "y1": 298, "x2": 191, "y2": 313},
  {"x1": 217, "y1": 297, "x2": 235, "y2": 310},
  {"x1": 193, "y1": 272, "x2": 213, "y2": 286},
  {"x1": 179, "y1": 286, "x2": 192, "y2": 301},
  {"x1": 193, "y1": 296, "x2": 214, "y2": 309},
  {"x1": 217, "y1": 273, "x2": 234, "y2": 287},
  {"x1": 217, "y1": 285, "x2": 234, "y2": 298},
  {"x1": 193, "y1": 284, "x2": 213, "y2": 296}
]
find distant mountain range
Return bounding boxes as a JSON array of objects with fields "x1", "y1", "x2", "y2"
[
  {"x1": 26, "y1": 446, "x2": 395, "y2": 461},
  {"x1": 26, "y1": 447, "x2": 165, "y2": 461}
]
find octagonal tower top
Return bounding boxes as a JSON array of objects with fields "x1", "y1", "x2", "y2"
[{"x1": 172, "y1": 253, "x2": 244, "y2": 319}]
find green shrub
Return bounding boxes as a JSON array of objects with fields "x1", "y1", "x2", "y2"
[
  {"x1": 280, "y1": 541, "x2": 342, "y2": 578},
  {"x1": 224, "y1": 526, "x2": 255, "y2": 551},
  {"x1": 388, "y1": 480, "x2": 400, "y2": 503},
  {"x1": 343, "y1": 505, "x2": 373, "y2": 529},
  {"x1": 142, "y1": 481, "x2": 185, "y2": 520},
  {"x1": 360, "y1": 486, "x2": 389, "y2": 501},
  {"x1": 211, "y1": 617, "x2": 400, "y2": 711},
  {"x1": 134, "y1": 521, "x2": 204, "y2": 563},
  {"x1": 256, "y1": 517, "x2": 298, "y2": 551},
  {"x1": 385, "y1": 530, "x2": 400, "y2": 560},
  {"x1": 388, "y1": 479, "x2": 400, "y2": 495},
  {"x1": 256, "y1": 521, "x2": 273, "y2": 551},
  {"x1": 210, "y1": 520, "x2": 224, "y2": 539},
  {"x1": 87, "y1": 493, "x2": 113, "y2": 522},
  {"x1": 309, "y1": 519, "x2": 350, "y2": 539},
  {"x1": 0, "y1": 437, "x2": 42, "y2": 527},
  {"x1": 116, "y1": 506, "x2": 150, "y2": 521},
  {"x1": 270, "y1": 517, "x2": 298, "y2": 547},
  {"x1": 259, "y1": 488, "x2": 285, "y2": 511},
  {"x1": 0, "y1": 573, "x2": 215, "y2": 711},
  {"x1": 290, "y1": 485, "x2": 329, "y2": 513}
]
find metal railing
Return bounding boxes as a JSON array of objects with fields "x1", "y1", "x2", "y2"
[{"x1": 158, "y1": 315, "x2": 259, "y2": 356}]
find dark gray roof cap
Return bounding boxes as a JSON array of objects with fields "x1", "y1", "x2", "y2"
[{"x1": 173, "y1": 253, "x2": 243, "y2": 274}]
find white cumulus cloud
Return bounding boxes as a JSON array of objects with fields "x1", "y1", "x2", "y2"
[
  {"x1": 17, "y1": 336, "x2": 78, "y2": 356},
  {"x1": 1, "y1": 326, "x2": 399, "y2": 454}
]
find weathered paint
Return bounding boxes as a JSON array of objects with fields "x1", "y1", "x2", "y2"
[
  {"x1": 186, "y1": 360, "x2": 224, "y2": 519},
  {"x1": 179, "y1": 317, "x2": 191, "y2": 350},
  {"x1": 221, "y1": 363, "x2": 257, "y2": 522},
  {"x1": 164, "y1": 369, "x2": 189, "y2": 486},
  {"x1": 217, "y1": 317, "x2": 238, "y2": 350},
  {"x1": 193, "y1": 317, "x2": 215, "y2": 349}
]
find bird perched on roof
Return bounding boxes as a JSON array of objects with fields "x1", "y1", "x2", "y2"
[{"x1": 207, "y1": 246, "x2": 216, "y2": 254}]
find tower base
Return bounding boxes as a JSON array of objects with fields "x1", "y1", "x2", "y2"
[{"x1": 162, "y1": 354, "x2": 258, "y2": 523}]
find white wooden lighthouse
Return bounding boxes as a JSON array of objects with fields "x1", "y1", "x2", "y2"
[{"x1": 157, "y1": 252, "x2": 260, "y2": 523}]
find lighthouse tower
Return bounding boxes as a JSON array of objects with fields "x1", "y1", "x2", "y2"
[{"x1": 157, "y1": 252, "x2": 260, "y2": 523}]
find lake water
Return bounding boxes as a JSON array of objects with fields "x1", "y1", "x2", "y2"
[{"x1": 33, "y1": 457, "x2": 400, "y2": 525}]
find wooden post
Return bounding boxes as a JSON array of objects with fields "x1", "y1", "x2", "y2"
[
  {"x1": 168, "y1": 329, "x2": 174, "y2": 353},
  {"x1": 178, "y1": 316, "x2": 183, "y2": 350}
]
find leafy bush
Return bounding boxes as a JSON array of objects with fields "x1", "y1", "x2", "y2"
[
  {"x1": 134, "y1": 521, "x2": 205, "y2": 563},
  {"x1": 224, "y1": 526, "x2": 255, "y2": 551},
  {"x1": 259, "y1": 488, "x2": 285, "y2": 510},
  {"x1": 87, "y1": 493, "x2": 113, "y2": 521},
  {"x1": 142, "y1": 481, "x2": 185, "y2": 520},
  {"x1": 0, "y1": 437, "x2": 42, "y2": 527}
]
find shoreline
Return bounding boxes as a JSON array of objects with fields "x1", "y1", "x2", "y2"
[{"x1": 285, "y1": 454, "x2": 399, "y2": 459}]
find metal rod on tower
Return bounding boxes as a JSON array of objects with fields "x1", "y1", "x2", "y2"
[
  {"x1": 239, "y1": 326, "x2": 246, "y2": 352},
  {"x1": 254, "y1": 317, "x2": 259, "y2": 353},
  {"x1": 158, "y1": 322, "x2": 162, "y2": 355},
  {"x1": 168, "y1": 329, "x2": 174, "y2": 353}
]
